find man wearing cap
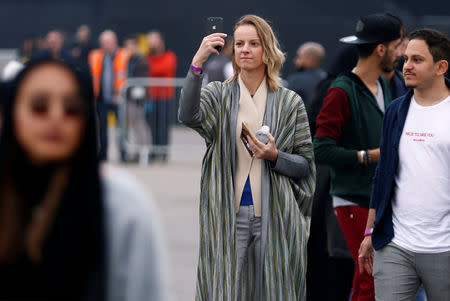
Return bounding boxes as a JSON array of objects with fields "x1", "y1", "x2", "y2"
[{"x1": 314, "y1": 13, "x2": 403, "y2": 301}]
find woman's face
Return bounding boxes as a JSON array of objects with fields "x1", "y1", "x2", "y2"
[
  {"x1": 234, "y1": 24, "x2": 265, "y2": 73},
  {"x1": 13, "y1": 63, "x2": 86, "y2": 165}
]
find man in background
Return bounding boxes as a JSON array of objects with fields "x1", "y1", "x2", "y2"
[
  {"x1": 89, "y1": 30, "x2": 128, "y2": 161},
  {"x1": 202, "y1": 36, "x2": 233, "y2": 84},
  {"x1": 287, "y1": 42, "x2": 327, "y2": 110},
  {"x1": 71, "y1": 24, "x2": 93, "y2": 67},
  {"x1": 34, "y1": 30, "x2": 73, "y2": 62},
  {"x1": 122, "y1": 35, "x2": 150, "y2": 162}
]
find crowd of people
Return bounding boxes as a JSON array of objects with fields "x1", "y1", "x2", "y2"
[
  {"x1": 14, "y1": 25, "x2": 178, "y2": 163},
  {"x1": 0, "y1": 11, "x2": 449, "y2": 301}
]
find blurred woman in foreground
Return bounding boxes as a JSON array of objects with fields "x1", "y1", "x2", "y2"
[{"x1": 0, "y1": 58, "x2": 168, "y2": 301}]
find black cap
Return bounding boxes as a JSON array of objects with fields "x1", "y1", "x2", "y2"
[{"x1": 340, "y1": 13, "x2": 401, "y2": 45}]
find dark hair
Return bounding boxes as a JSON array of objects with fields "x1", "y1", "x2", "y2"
[
  {"x1": 124, "y1": 34, "x2": 139, "y2": 42},
  {"x1": 0, "y1": 58, "x2": 105, "y2": 299},
  {"x1": 408, "y1": 28, "x2": 450, "y2": 63},
  {"x1": 356, "y1": 42, "x2": 389, "y2": 58}
]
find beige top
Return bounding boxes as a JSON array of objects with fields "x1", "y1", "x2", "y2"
[{"x1": 234, "y1": 75, "x2": 267, "y2": 217}]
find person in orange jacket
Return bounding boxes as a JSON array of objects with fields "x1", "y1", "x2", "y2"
[{"x1": 89, "y1": 30, "x2": 127, "y2": 161}]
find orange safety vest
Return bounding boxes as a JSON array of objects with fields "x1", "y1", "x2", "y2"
[{"x1": 88, "y1": 48, "x2": 128, "y2": 100}]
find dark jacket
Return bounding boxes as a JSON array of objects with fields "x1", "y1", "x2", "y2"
[
  {"x1": 71, "y1": 41, "x2": 93, "y2": 67},
  {"x1": 370, "y1": 77, "x2": 450, "y2": 250},
  {"x1": 314, "y1": 72, "x2": 391, "y2": 208},
  {"x1": 287, "y1": 68, "x2": 327, "y2": 110},
  {"x1": 128, "y1": 54, "x2": 148, "y2": 78},
  {"x1": 203, "y1": 55, "x2": 231, "y2": 83},
  {"x1": 389, "y1": 69, "x2": 408, "y2": 100},
  {"x1": 126, "y1": 54, "x2": 149, "y2": 102},
  {"x1": 33, "y1": 49, "x2": 75, "y2": 65}
]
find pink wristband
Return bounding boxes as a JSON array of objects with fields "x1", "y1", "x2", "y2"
[
  {"x1": 191, "y1": 64, "x2": 202, "y2": 73},
  {"x1": 364, "y1": 228, "x2": 373, "y2": 236}
]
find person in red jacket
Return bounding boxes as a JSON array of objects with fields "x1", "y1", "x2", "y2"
[{"x1": 146, "y1": 30, "x2": 177, "y2": 162}]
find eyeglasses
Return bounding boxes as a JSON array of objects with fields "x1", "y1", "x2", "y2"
[{"x1": 30, "y1": 97, "x2": 86, "y2": 118}]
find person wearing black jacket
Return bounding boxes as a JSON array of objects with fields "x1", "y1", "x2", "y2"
[{"x1": 121, "y1": 35, "x2": 150, "y2": 162}]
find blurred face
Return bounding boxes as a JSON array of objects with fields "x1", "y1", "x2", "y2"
[
  {"x1": 23, "y1": 38, "x2": 35, "y2": 53},
  {"x1": 77, "y1": 25, "x2": 90, "y2": 44},
  {"x1": 294, "y1": 46, "x2": 312, "y2": 71},
  {"x1": 294, "y1": 47, "x2": 304, "y2": 70},
  {"x1": 380, "y1": 38, "x2": 402, "y2": 72},
  {"x1": 148, "y1": 33, "x2": 164, "y2": 54},
  {"x1": 234, "y1": 25, "x2": 264, "y2": 73},
  {"x1": 125, "y1": 39, "x2": 138, "y2": 55},
  {"x1": 46, "y1": 31, "x2": 64, "y2": 53},
  {"x1": 13, "y1": 63, "x2": 86, "y2": 165},
  {"x1": 37, "y1": 38, "x2": 48, "y2": 50},
  {"x1": 403, "y1": 39, "x2": 438, "y2": 89},
  {"x1": 100, "y1": 32, "x2": 117, "y2": 54}
]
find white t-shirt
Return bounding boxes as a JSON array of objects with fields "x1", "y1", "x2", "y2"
[
  {"x1": 374, "y1": 80, "x2": 385, "y2": 113},
  {"x1": 392, "y1": 95, "x2": 450, "y2": 253}
]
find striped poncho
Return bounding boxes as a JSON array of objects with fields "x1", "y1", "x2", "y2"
[{"x1": 179, "y1": 70, "x2": 316, "y2": 301}]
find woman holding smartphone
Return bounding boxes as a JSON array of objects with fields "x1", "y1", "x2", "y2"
[{"x1": 179, "y1": 14, "x2": 315, "y2": 301}]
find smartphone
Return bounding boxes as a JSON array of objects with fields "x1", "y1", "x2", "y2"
[{"x1": 206, "y1": 17, "x2": 223, "y2": 52}]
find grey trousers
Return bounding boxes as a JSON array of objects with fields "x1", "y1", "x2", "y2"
[
  {"x1": 236, "y1": 205, "x2": 262, "y2": 283},
  {"x1": 373, "y1": 242, "x2": 450, "y2": 301}
]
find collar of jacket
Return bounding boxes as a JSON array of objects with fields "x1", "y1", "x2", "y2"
[{"x1": 343, "y1": 70, "x2": 388, "y2": 97}]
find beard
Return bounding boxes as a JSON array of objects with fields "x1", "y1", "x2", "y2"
[{"x1": 380, "y1": 52, "x2": 397, "y2": 73}]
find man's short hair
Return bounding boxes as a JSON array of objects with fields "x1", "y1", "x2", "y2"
[
  {"x1": 124, "y1": 34, "x2": 139, "y2": 42},
  {"x1": 408, "y1": 29, "x2": 450, "y2": 63},
  {"x1": 355, "y1": 42, "x2": 389, "y2": 59},
  {"x1": 300, "y1": 42, "x2": 325, "y2": 66}
]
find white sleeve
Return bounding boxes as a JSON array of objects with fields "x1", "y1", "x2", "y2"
[
  {"x1": 223, "y1": 61, "x2": 234, "y2": 80},
  {"x1": 102, "y1": 166, "x2": 170, "y2": 301}
]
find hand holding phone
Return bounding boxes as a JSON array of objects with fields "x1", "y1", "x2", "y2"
[
  {"x1": 191, "y1": 18, "x2": 226, "y2": 69},
  {"x1": 206, "y1": 17, "x2": 224, "y2": 52}
]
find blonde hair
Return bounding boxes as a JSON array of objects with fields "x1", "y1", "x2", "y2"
[{"x1": 228, "y1": 15, "x2": 285, "y2": 91}]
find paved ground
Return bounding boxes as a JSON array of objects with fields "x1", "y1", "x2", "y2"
[{"x1": 107, "y1": 126, "x2": 205, "y2": 301}]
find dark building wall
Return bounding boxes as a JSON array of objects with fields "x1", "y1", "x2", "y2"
[{"x1": 0, "y1": 0, "x2": 448, "y2": 76}]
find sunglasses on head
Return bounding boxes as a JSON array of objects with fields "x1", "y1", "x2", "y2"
[{"x1": 30, "y1": 97, "x2": 86, "y2": 118}]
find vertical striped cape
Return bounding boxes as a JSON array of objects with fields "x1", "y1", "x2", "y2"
[{"x1": 186, "y1": 79, "x2": 315, "y2": 301}]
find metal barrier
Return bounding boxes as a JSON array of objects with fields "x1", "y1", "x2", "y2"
[{"x1": 117, "y1": 77, "x2": 204, "y2": 165}]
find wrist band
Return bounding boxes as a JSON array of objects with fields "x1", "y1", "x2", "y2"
[
  {"x1": 364, "y1": 228, "x2": 373, "y2": 236},
  {"x1": 191, "y1": 64, "x2": 202, "y2": 73}
]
